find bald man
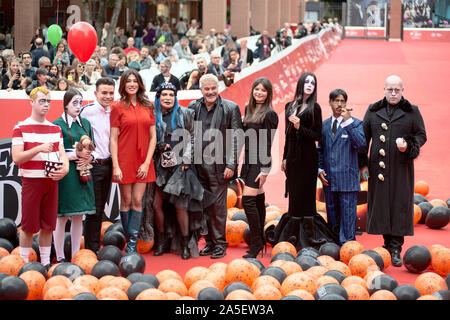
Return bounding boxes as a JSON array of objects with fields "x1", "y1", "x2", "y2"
[{"x1": 360, "y1": 75, "x2": 427, "y2": 267}]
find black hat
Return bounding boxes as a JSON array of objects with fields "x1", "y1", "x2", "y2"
[{"x1": 156, "y1": 82, "x2": 177, "y2": 98}]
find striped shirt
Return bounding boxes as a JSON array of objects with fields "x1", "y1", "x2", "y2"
[{"x1": 12, "y1": 117, "x2": 64, "y2": 178}]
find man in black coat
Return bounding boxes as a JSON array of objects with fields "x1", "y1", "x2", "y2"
[
  {"x1": 150, "y1": 59, "x2": 180, "y2": 91},
  {"x1": 188, "y1": 74, "x2": 243, "y2": 259},
  {"x1": 360, "y1": 75, "x2": 427, "y2": 266},
  {"x1": 31, "y1": 38, "x2": 50, "y2": 69}
]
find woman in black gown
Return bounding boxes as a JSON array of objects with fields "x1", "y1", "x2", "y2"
[
  {"x1": 240, "y1": 78, "x2": 279, "y2": 258},
  {"x1": 272, "y1": 72, "x2": 339, "y2": 250}
]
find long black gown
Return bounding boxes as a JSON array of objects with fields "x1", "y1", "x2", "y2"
[{"x1": 271, "y1": 101, "x2": 339, "y2": 250}]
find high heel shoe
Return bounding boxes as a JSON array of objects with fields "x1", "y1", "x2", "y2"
[
  {"x1": 180, "y1": 236, "x2": 190, "y2": 260},
  {"x1": 242, "y1": 244, "x2": 264, "y2": 259},
  {"x1": 154, "y1": 232, "x2": 171, "y2": 256}
]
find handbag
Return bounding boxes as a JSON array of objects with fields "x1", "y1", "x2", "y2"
[{"x1": 160, "y1": 150, "x2": 177, "y2": 168}]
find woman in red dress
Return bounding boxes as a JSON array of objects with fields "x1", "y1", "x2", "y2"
[{"x1": 110, "y1": 69, "x2": 157, "y2": 253}]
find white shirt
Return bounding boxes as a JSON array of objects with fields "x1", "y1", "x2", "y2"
[
  {"x1": 60, "y1": 112, "x2": 84, "y2": 160},
  {"x1": 81, "y1": 100, "x2": 111, "y2": 160}
]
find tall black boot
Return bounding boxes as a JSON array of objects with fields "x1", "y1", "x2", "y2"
[
  {"x1": 242, "y1": 196, "x2": 264, "y2": 259},
  {"x1": 125, "y1": 209, "x2": 143, "y2": 253},
  {"x1": 256, "y1": 193, "x2": 266, "y2": 238},
  {"x1": 181, "y1": 236, "x2": 191, "y2": 260},
  {"x1": 154, "y1": 231, "x2": 170, "y2": 256}
]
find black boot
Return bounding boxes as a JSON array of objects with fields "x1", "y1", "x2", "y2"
[
  {"x1": 125, "y1": 210, "x2": 143, "y2": 253},
  {"x1": 154, "y1": 232, "x2": 170, "y2": 256},
  {"x1": 242, "y1": 196, "x2": 264, "y2": 259},
  {"x1": 390, "y1": 248, "x2": 403, "y2": 267},
  {"x1": 181, "y1": 236, "x2": 190, "y2": 260}
]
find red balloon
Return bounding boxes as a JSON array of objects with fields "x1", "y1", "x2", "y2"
[{"x1": 68, "y1": 22, "x2": 98, "y2": 63}]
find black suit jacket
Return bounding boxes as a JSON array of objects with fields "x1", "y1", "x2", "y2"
[{"x1": 150, "y1": 73, "x2": 181, "y2": 92}]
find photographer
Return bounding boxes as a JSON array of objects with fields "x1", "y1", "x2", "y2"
[{"x1": 2, "y1": 58, "x2": 23, "y2": 90}]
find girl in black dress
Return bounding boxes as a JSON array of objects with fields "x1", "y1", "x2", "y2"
[
  {"x1": 240, "y1": 78, "x2": 279, "y2": 258},
  {"x1": 273, "y1": 72, "x2": 339, "y2": 250}
]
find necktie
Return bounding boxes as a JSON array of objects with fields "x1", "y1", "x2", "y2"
[{"x1": 332, "y1": 119, "x2": 338, "y2": 136}]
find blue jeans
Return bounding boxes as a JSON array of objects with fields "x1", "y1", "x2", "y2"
[{"x1": 134, "y1": 37, "x2": 143, "y2": 50}]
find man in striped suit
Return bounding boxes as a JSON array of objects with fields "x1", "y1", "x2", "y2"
[
  {"x1": 11, "y1": 87, "x2": 69, "y2": 269},
  {"x1": 318, "y1": 89, "x2": 366, "y2": 244}
]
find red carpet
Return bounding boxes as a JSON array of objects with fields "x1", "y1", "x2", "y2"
[{"x1": 143, "y1": 39, "x2": 450, "y2": 287}]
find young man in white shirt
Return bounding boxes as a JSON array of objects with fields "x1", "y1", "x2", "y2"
[{"x1": 80, "y1": 77, "x2": 116, "y2": 254}]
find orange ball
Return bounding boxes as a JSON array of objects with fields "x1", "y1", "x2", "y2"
[
  {"x1": 0, "y1": 247, "x2": 10, "y2": 258},
  {"x1": 342, "y1": 275, "x2": 368, "y2": 290},
  {"x1": 414, "y1": 180, "x2": 429, "y2": 196},
  {"x1": 136, "y1": 288, "x2": 168, "y2": 300},
  {"x1": 19, "y1": 270, "x2": 46, "y2": 300},
  {"x1": 209, "y1": 262, "x2": 228, "y2": 273},
  {"x1": 42, "y1": 275, "x2": 72, "y2": 296},
  {"x1": 253, "y1": 285, "x2": 282, "y2": 300},
  {"x1": 72, "y1": 275, "x2": 100, "y2": 295},
  {"x1": 225, "y1": 289, "x2": 256, "y2": 300},
  {"x1": 205, "y1": 271, "x2": 226, "y2": 291},
  {"x1": 372, "y1": 247, "x2": 391, "y2": 269},
  {"x1": 417, "y1": 294, "x2": 440, "y2": 300},
  {"x1": 414, "y1": 272, "x2": 447, "y2": 296},
  {"x1": 284, "y1": 289, "x2": 314, "y2": 300},
  {"x1": 155, "y1": 269, "x2": 183, "y2": 284},
  {"x1": 225, "y1": 220, "x2": 244, "y2": 247},
  {"x1": 43, "y1": 285, "x2": 71, "y2": 300},
  {"x1": 346, "y1": 284, "x2": 370, "y2": 300},
  {"x1": 74, "y1": 255, "x2": 98, "y2": 275},
  {"x1": 348, "y1": 254, "x2": 377, "y2": 278},
  {"x1": 281, "y1": 272, "x2": 316, "y2": 296},
  {"x1": 413, "y1": 204, "x2": 422, "y2": 225},
  {"x1": 271, "y1": 241, "x2": 297, "y2": 258},
  {"x1": 71, "y1": 248, "x2": 97, "y2": 265},
  {"x1": 225, "y1": 259, "x2": 256, "y2": 287},
  {"x1": 188, "y1": 279, "x2": 215, "y2": 298},
  {"x1": 316, "y1": 275, "x2": 339, "y2": 288},
  {"x1": 0, "y1": 254, "x2": 26, "y2": 276},
  {"x1": 227, "y1": 188, "x2": 237, "y2": 209},
  {"x1": 97, "y1": 275, "x2": 117, "y2": 291},
  {"x1": 108, "y1": 277, "x2": 132, "y2": 293},
  {"x1": 430, "y1": 247, "x2": 449, "y2": 277},
  {"x1": 47, "y1": 263, "x2": 60, "y2": 278},
  {"x1": 11, "y1": 247, "x2": 38, "y2": 262},
  {"x1": 184, "y1": 266, "x2": 210, "y2": 289},
  {"x1": 429, "y1": 199, "x2": 448, "y2": 208},
  {"x1": 340, "y1": 240, "x2": 365, "y2": 265},
  {"x1": 327, "y1": 261, "x2": 352, "y2": 277},
  {"x1": 159, "y1": 278, "x2": 188, "y2": 296},
  {"x1": 278, "y1": 261, "x2": 303, "y2": 276},
  {"x1": 100, "y1": 221, "x2": 113, "y2": 242},
  {"x1": 97, "y1": 287, "x2": 128, "y2": 300},
  {"x1": 68, "y1": 284, "x2": 91, "y2": 298},
  {"x1": 252, "y1": 275, "x2": 282, "y2": 291},
  {"x1": 317, "y1": 255, "x2": 336, "y2": 269},
  {"x1": 137, "y1": 239, "x2": 154, "y2": 254},
  {"x1": 370, "y1": 289, "x2": 397, "y2": 300}
]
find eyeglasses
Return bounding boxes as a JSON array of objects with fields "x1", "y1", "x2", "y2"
[
  {"x1": 386, "y1": 88, "x2": 402, "y2": 94},
  {"x1": 44, "y1": 65, "x2": 51, "y2": 69},
  {"x1": 37, "y1": 99, "x2": 51, "y2": 105}
]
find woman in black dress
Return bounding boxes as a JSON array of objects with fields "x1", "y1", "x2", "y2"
[
  {"x1": 272, "y1": 72, "x2": 339, "y2": 250},
  {"x1": 240, "y1": 78, "x2": 279, "y2": 258}
]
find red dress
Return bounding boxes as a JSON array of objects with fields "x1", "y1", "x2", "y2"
[{"x1": 110, "y1": 100, "x2": 156, "y2": 184}]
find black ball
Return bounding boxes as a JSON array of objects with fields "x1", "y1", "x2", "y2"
[
  {"x1": 197, "y1": 287, "x2": 224, "y2": 300},
  {"x1": 243, "y1": 226, "x2": 251, "y2": 246},
  {"x1": 73, "y1": 292, "x2": 98, "y2": 300},
  {"x1": 0, "y1": 276, "x2": 28, "y2": 300},
  {"x1": 63, "y1": 232, "x2": 72, "y2": 261},
  {"x1": 231, "y1": 211, "x2": 248, "y2": 223},
  {"x1": 447, "y1": 198, "x2": 450, "y2": 208},
  {"x1": 392, "y1": 284, "x2": 421, "y2": 300},
  {"x1": 18, "y1": 262, "x2": 48, "y2": 279},
  {"x1": 368, "y1": 274, "x2": 398, "y2": 295},
  {"x1": 52, "y1": 262, "x2": 86, "y2": 281},
  {"x1": 127, "y1": 281, "x2": 153, "y2": 300},
  {"x1": 320, "y1": 293, "x2": 346, "y2": 300},
  {"x1": 0, "y1": 238, "x2": 14, "y2": 253},
  {"x1": 295, "y1": 255, "x2": 321, "y2": 271},
  {"x1": 90, "y1": 260, "x2": 121, "y2": 278},
  {"x1": 222, "y1": 282, "x2": 252, "y2": 298},
  {"x1": 105, "y1": 223, "x2": 126, "y2": 236},
  {"x1": 270, "y1": 252, "x2": 295, "y2": 262},
  {"x1": 362, "y1": 250, "x2": 385, "y2": 271},
  {"x1": 245, "y1": 258, "x2": 265, "y2": 272},
  {"x1": 324, "y1": 270, "x2": 346, "y2": 284},
  {"x1": 280, "y1": 295, "x2": 303, "y2": 300},
  {"x1": 127, "y1": 272, "x2": 145, "y2": 284},
  {"x1": 31, "y1": 234, "x2": 41, "y2": 262},
  {"x1": 403, "y1": 245, "x2": 431, "y2": 273},
  {"x1": 118, "y1": 252, "x2": 146, "y2": 277},
  {"x1": 260, "y1": 266, "x2": 287, "y2": 284},
  {"x1": 98, "y1": 245, "x2": 123, "y2": 265},
  {"x1": 418, "y1": 202, "x2": 433, "y2": 224},
  {"x1": 140, "y1": 274, "x2": 159, "y2": 288},
  {"x1": 297, "y1": 247, "x2": 320, "y2": 259},
  {"x1": 446, "y1": 274, "x2": 450, "y2": 290},
  {"x1": 0, "y1": 218, "x2": 17, "y2": 242},
  {"x1": 319, "y1": 242, "x2": 341, "y2": 261},
  {"x1": 414, "y1": 193, "x2": 428, "y2": 205},
  {"x1": 425, "y1": 206, "x2": 450, "y2": 229},
  {"x1": 102, "y1": 231, "x2": 126, "y2": 250},
  {"x1": 432, "y1": 290, "x2": 450, "y2": 301},
  {"x1": 314, "y1": 283, "x2": 348, "y2": 300}
]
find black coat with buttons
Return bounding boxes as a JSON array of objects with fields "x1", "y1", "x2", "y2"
[{"x1": 362, "y1": 97, "x2": 427, "y2": 236}]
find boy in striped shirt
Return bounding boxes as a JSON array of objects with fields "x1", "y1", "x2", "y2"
[{"x1": 11, "y1": 87, "x2": 69, "y2": 269}]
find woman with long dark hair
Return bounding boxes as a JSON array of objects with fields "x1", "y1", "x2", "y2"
[
  {"x1": 240, "y1": 78, "x2": 278, "y2": 258},
  {"x1": 53, "y1": 88, "x2": 96, "y2": 262},
  {"x1": 110, "y1": 69, "x2": 157, "y2": 253},
  {"x1": 272, "y1": 72, "x2": 339, "y2": 249}
]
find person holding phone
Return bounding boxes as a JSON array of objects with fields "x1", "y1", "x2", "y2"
[{"x1": 2, "y1": 58, "x2": 23, "y2": 90}]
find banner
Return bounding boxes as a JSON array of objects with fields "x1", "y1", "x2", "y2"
[
  {"x1": 348, "y1": 0, "x2": 388, "y2": 27},
  {"x1": 403, "y1": 28, "x2": 450, "y2": 41}
]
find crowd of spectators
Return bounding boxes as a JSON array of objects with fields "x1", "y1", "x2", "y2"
[{"x1": 0, "y1": 17, "x2": 341, "y2": 94}]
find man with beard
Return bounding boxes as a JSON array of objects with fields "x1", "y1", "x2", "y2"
[
  {"x1": 360, "y1": 75, "x2": 427, "y2": 266},
  {"x1": 150, "y1": 59, "x2": 180, "y2": 92},
  {"x1": 188, "y1": 74, "x2": 243, "y2": 259},
  {"x1": 186, "y1": 57, "x2": 208, "y2": 90}
]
